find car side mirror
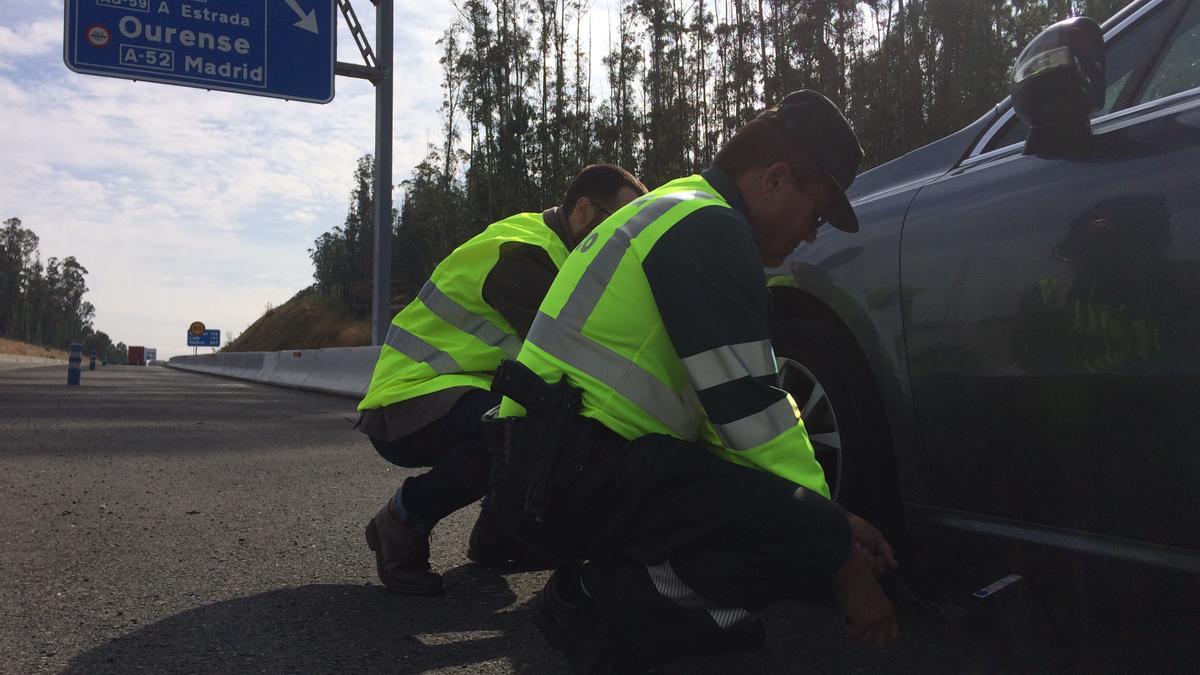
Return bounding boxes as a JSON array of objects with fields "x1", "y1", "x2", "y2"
[{"x1": 1011, "y1": 16, "x2": 1105, "y2": 155}]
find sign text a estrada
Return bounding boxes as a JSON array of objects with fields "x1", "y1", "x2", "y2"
[{"x1": 64, "y1": 0, "x2": 336, "y2": 104}]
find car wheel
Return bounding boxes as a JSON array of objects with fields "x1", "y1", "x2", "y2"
[{"x1": 772, "y1": 319, "x2": 900, "y2": 529}]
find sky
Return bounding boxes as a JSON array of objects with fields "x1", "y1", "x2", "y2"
[{"x1": 0, "y1": 0, "x2": 460, "y2": 358}]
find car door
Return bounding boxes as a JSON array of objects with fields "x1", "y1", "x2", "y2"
[{"x1": 899, "y1": 0, "x2": 1200, "y2": 551}]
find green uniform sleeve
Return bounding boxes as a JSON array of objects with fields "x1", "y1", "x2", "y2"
[
  {"x1": 482, "y1": 241, "x2": 559, "y2": 339},
  {"x1": 642, "y1": 206, "x2": 830, "y2": 497}
]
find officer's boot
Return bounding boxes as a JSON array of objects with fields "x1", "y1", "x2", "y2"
[
  {"x1": 364, "y1": 501, "x2": 444, "y2": 595},
  {"x1": 532, "y1": 564, "x2": 654, "y2": 674},
  {"x1": 467, "y1": 498, "x2": 561, "y2": 570},
  {"x1": 708, "y1": 617, "x2": 766, "y2": 653}
]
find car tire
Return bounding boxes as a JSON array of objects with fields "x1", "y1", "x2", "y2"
[{"x1": 771, "y1": 318, "x2": 902, "y2": 533}]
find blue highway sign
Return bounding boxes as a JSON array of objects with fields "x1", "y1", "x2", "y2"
[
  {"x1": 187, "y1": 329, "x2": 221, "y2": 347},
  {"x1": 64, "y1": 0, "x2": 336, "y2": 103}
]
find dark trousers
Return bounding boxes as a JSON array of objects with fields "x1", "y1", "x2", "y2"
[
  {"x1": 370, "y1": 390, "x2": 500, "y2": 526},
  {"x1": 491, "y1": 428, "x2": 851, "y2": 668}
]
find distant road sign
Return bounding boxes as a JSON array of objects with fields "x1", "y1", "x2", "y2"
[
  {"x1": 189, "y1": 321, "x2": 206, "y2": 336},
  {"x1": 64, "y1": 0, "x2": 336, "y2": 104},
  {"x1": 187, "y1": 329, "x2": 221, "y2": 347}
]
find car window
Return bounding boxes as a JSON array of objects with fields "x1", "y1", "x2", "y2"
[
  {"x1": 1096, "y1": 5, "x2": 1175, "y2": 114},
  {"x1": 983, "y1": 2, "x2": 1179, "y2": 153},
  {"x1": 1136, "y1": 1, "x2": 1200, "y2": 103}
]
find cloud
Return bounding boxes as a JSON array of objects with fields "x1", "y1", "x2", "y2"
[
  {"x1": 0, "y1": 18, "x2": 61, "y2": 58},
  {"x1": 286, "y1": 208, "x2": 319, "y2": 224}
]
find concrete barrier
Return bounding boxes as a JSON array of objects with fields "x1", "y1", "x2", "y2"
[{"x1": 168, "y1": 346, "x2": 381, "y2": 399}]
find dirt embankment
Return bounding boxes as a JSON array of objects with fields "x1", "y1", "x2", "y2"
[
  {"x1": 0, "y1": 338, "x2": 69, "y2": 360},
  {"x1": 225, "y1": 286, "x2": 371, "y2": 352}
]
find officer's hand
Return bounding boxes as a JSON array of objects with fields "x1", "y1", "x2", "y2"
[
  {"x1": 846, "y1": 512, "x2": 898, "y2": 576},
  {"x1": 834, "y1": 546, "x2": 900, "y2": 648}
]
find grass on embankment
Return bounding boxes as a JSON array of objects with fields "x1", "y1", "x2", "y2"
[
  {"x1": 223, "y1": 286, "x2": 371, "y2": 352},
  {"x1": 0, "y1": 338, "x2": 70, "y2": 360}
]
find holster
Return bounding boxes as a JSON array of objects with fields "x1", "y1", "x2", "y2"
[{"x1": 489, "y1": 359, "x2": 587, "y2": 520}]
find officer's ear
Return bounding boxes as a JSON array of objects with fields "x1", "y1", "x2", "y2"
[
  {"x1": 567, "y1": 196, "x2": 596, "y2": 232},
  {"x1": 761, "y1": 161, "x2": 793, "y2": 196}
]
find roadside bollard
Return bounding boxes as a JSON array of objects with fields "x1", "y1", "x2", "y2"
[
  {"x1": 89, "y1": 350, "x2": 96, "y2": 371},
  {"x1": 67, "y1": 343, "x2": 82, "y2": 386}
]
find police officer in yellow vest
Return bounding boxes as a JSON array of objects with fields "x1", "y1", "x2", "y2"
[
  {"x1": 358, "y1": 164, "x2": 647, "y2": 595},
  {"x1": 489, "y1": 92, "x2": 898, "y2": 671}
]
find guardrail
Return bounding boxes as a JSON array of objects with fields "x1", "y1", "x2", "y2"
[{"x1": 167, "y1": 347, "x2": 381, "y2": 399}]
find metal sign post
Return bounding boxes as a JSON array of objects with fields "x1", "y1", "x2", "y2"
[
  {"x1": 333, "y1": 0, "x2": 393, "y2": 346},
  {"x1": 372, "y1": 0, "x2": 393, "y2": 348}
]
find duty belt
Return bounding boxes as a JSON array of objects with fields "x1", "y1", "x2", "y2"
[{"x1": 489, "y1": 359, "x2": 607, "y2": 519}]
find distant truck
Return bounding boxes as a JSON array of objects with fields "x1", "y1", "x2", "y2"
[{"x1": 128, "y1": 346, "x2": 146, "y2": 366}]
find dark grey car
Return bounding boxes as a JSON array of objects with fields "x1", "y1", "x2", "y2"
[{"x1": 769, "y1": 0, "x2": 1200, "y2": 626}]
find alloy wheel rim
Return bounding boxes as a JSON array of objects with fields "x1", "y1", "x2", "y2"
[{"x1": 777, "y1": 357, "x2": 843, "y2": 501}]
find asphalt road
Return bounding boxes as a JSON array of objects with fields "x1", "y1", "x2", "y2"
[{"x1": 1, "y1": 364, "x2": 1025, "y2": 674}]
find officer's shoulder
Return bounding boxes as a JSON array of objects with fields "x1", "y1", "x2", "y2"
[
  {"x1": 647, "y1": 204, "x2": 758, "y2": 270},
  {"x1": 494, "y1": 240, "x2": 553, "y2": 269},
  {"x1": 669, "y1": 203, "x2": 755, "y2": 246}
]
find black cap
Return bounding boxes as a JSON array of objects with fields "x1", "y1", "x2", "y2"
[{"x1": 756, "y1": 90, "x2": 864, "y2": 233}]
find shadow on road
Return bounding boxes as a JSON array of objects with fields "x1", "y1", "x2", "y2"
[{"x1": 61, "y1": 566, "x2": 562, "y2": 673}]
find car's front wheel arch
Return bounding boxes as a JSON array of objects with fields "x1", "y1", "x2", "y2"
[{"x1": 769, "y1": 298, "x2": 904, "y2": 538}]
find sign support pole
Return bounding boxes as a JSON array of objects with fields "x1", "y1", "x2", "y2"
[
  {"x1": 337, "y1": 0, "x2": 393, "y2": 347},
  {"x1": 372, "y1": 0, "x2": 393, "y2": 347}
]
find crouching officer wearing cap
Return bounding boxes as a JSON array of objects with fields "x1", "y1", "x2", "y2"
[
  {"x1": 357, "y1": 164, "x2": 647, "y2": 595},
  {"x1": 488, "y1": 91, "x2": 899, "y2": 671}
]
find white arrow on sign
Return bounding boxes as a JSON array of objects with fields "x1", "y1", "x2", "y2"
[{"x1": 284, "y1": 0, "x2": 320, "y2": 34}]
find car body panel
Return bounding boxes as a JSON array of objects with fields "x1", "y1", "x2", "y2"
[
  {"x1": 901, "y1": 92, "x2": 1200, "y2": 549},
  {"x1": 771, "y1": 191, "x2": 926, "y2": 501},
  {"x1": 771, "y1": 0, "x2": 1200, "y2": 573},
  {"x1": 770, "y1": 110, "x2": 1000, "y2": 506}
]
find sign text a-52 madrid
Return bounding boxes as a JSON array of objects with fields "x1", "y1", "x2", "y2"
[{"x1": 64, "y1": 0, "x2": 336, "y2": 103}]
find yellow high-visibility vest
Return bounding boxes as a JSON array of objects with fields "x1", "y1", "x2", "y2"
[
  {"x1": 359, "y1": 212, "x2": 570, "y2": 411},
  {"x1": 499, "y1": 176, "x2": 829, "y2": 496}
]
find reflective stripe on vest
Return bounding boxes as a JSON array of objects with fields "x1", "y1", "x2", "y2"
[
  {"x1": 526, "y1": 311, "x2": 702, "y2": 438},
  {"x1": 680, "y1": 339, "x2": 776, "y2": 391},
  {"x1": 415, "y1": 279, "x2": 523, "y2": 358},
  {"x1": 712, "y1": 397, "x2": 798, "y2": 450},
  {"x1": 383, "y1": 322, "x2": 461, "y2": 375},
  {"x1": 557, "y1": 191, "x2": 715, "y2": 332},
  {"x1": 382, "y1": 278, "x2": 525, "y2": 376},
  {"x1": 360, "y1": 212, "x2": 568, "y2": 411},
  {"x1": 681, "y1": 338, "x2": 796, "y2": 449},
  {"x1": 524, "y1": 190, "x2": 716, "y2": 439}
]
